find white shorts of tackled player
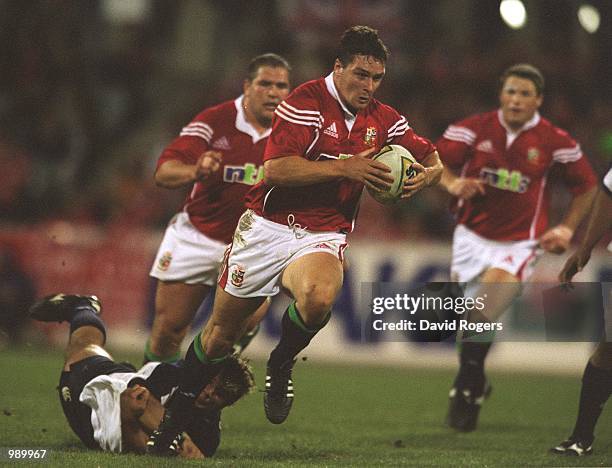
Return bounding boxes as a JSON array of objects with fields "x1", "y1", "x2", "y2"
[{"x1": 367, "y1": 144, "x2": 417, "y2": 204}]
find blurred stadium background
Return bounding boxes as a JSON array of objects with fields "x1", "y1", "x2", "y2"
[{"x1": 1, "y1": 0, "x2": 611, "y2": 384}]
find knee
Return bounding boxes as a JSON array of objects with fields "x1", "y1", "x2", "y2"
[
  {"x1": 153, "y1": 307, "x2": 191, "y2": 337},
  {"x1": 296, "y1": 281, "x2": 338, "y2": 318}
]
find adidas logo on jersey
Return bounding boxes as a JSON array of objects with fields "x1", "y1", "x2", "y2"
[
  {"x1": 212, "y1": 136, "x2": 231, "y2": 150},
  {"x1": 324, "y1": 122, "x2": 339, "y2": 139},
  {"x1": 476, "y1": 140, "x2": 494, "y2": 153}
]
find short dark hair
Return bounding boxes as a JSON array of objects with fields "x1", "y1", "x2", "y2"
[
  {"x1": 214, "y1": 355, "x2": 255, "y2": 406},
  {"x1": 246, "y1": 53, "x2": 291, "y2": 82},
  {"x1": 500, "y1": 63, "x2": 545, "y2": 95},
  {"x1": 337, "y1": 25, "x2": 389, "y2": 66}
]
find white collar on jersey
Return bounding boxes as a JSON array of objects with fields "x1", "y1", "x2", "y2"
[
  {"x1": 324, "y1": 72, "x2": 357, "y2": 131},
  {"x1": 497, "y1": 109, "x2": 541, "y2": 148},
  {"x1": 234, "y1": 95, "x2": 271, "y2": 144}
]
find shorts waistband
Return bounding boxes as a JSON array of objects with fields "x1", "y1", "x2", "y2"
[{"x1": 247, "y1": 210, "x2": 344, "y2": 236}]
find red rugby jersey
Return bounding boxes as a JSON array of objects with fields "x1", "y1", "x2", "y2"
[
  {"x1": 157, "y1": 96, "x2": 269, "y2": 243},
  {"x1": 437, "y1": 110, "x2": 597, "y2": 241},
  {"x1": 245, "y1": 74, "x2": 435, "y2": 232}
]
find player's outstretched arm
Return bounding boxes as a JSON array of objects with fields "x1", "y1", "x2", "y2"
[
  {"x1": 155, "y1": 151, "x2": 222, "y2": 189},
  {"x1": 439, "y1": 165, "x2": 485, "y2": 199},
  {"x1": 540, "y1": 186, "x2": 597, "y2": 254},
  {"x1": 263, "y1": 147, "x2": 394, "y2": 191},
  {"x1": 402, "y1": 151, "x2": 443, "y2": 199},
  {"x1": 559, "y1": 187, "x2": 612, "y2": 282}
]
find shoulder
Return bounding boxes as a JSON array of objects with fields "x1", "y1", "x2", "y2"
[
  {"x1": 536, "y1": 117, "x2": 581, "y2": 161},
  {"x1": 537, "y1": 117, "x2": 575, "y2": 143},
  {"x1": 370, "y1": 100, "x2": 410, "y2": 139},
  {"x1": 275, "y1": 79, "x2": 325, "y2": 128},
  {"x1": 440, "y1": 111, "x2": 491, "y2": 146},
  {"x1": 192, "y1": 99, "x2": 237, "y2": 124},
  {"x1": 180, "y1": 100, "x2": 237, "y2": 141}
]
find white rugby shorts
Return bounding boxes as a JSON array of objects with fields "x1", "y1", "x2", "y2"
[
  {"x1": 451, "y1": 224, "x2": 541, "y2": 284},
  {"x1": 219, "y1": 210, "x2": 348, "y2": 298},
  {"x1": 150, "y1": 212, "x2": 228, "y2": 286}
]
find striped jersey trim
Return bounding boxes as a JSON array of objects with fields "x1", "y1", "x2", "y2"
[
  {"x1": 443, "y1": 125, "x2": 476, "y2": 145},
  {"x1": 552, "y1": 145, "x2": 582, "y2": 163},
  {"x1": 275, "y1": 102, "x2": 323, "y2": 128},
  {"x1": 180, "y1": 122, "x2": 213, "y2": 142},
  {"x1": 386, "y1": 116, "x2": 409, "y2": 142}
]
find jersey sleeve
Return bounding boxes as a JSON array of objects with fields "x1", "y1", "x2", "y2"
[
  {"x1": 264, "y1": 85, "x2": 323, "y2": 161},
  {"x1": 435, "y1": 116, "x2": 479, "y2": 170},
  {"x1": 383, "y1": 109, "x2": 435, "y2": 162},
  {"x1": 550, "y1": 130, "x2": 597, "y2": 195},
  {"x1": 156, "y1": 109, "x2": 215, "y2": 170}
]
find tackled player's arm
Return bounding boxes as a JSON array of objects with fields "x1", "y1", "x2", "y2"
[{"x1": 264, "y1": 148, "x2": 394, "y2": 191}]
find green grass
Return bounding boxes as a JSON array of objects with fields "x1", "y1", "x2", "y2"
[{"x1": 0, "y1": 348, "x2": 610, "y2": 467}]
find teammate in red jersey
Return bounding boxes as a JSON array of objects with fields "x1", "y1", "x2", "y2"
[
  {"x1": 551, "y1": 166, "x2": 611, "y2": 457},
  {"x1": 146, "y1": 26, "x2": 442, "y2": 455},
  {"x1": 146, "y1": 54, "x2": 291, "y2": 364},
  {"x1": 437, "y1": 64, "x2": 598, "y2": 432}
]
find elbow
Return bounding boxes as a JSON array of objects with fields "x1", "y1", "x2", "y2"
[
  {"x1": 154, "y1": 169, "x2": 173, "y2": 189},
  {"x1": 263, "y1": 161, "x2": 283, "y2": 186}
]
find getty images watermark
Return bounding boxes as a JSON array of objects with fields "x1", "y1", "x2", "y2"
[{"x1": 370, "y1": 292, "x2": 502, "y2": 334}]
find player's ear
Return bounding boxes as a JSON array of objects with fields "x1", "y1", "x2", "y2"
[
  {"x1": 243, "y1": 79, "x2": 252, "y2": 95},
  {"x1": 535, "y1": 94, "x2": 543, "y2": 108},
  {"x1": 333, "y1": 59, "x2": 344, "y2": 74}
]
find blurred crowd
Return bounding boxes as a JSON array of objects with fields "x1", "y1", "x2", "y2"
[{"x1": 1, "y1": 0, "x2": 611, "y2": 240}]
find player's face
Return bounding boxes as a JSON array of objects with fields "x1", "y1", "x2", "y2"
[
  {"x1": 195, "y1": 377, "x2": 231, "y2": 410},
  {"x1": 333, "y1": 55, "x2": 385, "y2": 114},
  {"x1": 243, "y1": 65, "x2": 290, "y2": 128},
  {"x1": 499, "y1": 76, "x2": 542, "y2": 131},
  {"x1": 120, "y1": 385, "x2": 161, "y2": 452}
]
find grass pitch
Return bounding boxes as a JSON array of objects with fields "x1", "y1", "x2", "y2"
[{"x1": 0, "y1": 347, "x2": 610, "y2": 467}]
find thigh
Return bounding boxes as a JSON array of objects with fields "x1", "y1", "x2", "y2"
[
  {"x1": 154, "y1": 281, "x2": 211, "y2": 327},
  {"x1": 469, "y1": 268, "x2": 522, "y2": 322},
  {"x1": 281, "y1": 252, "x2": 344, "y2": 301}
]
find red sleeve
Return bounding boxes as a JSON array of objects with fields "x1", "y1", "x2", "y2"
[
  {"x1": 435, "y1": 116, "x2": 480, "y2": 170},
  {"x1": 382, "y1": 107, "x2": 434, "y2": 162},
  {"x1": 550, "y1": 130, "x2": 597, "y2": 195},
  {"x1": 264, "y1": 84, "x2": 322, "y2": 161},
  {"x1": 156, "y1": 109, "x2": 213, "y2": 170},
  {"x1": 392, "y1": 126, "x2": 435, "y2": 162}
]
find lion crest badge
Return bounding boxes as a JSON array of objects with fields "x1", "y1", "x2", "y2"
[
  {"x1": 230, "y1": 265, "x2": 246, "y2": 287},
  {"x1": 158, "y1": 251, "x2": 173, "y2": 271},
  {"x1": 364, "y1": 127, "x2": 377, "y2": 146}
]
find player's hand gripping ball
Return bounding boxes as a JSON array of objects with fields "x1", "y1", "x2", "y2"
[{"x1": 367, "y1": 144, "x2": 417, "y2": 204}]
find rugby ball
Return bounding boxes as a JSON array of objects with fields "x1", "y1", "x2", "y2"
[{"x1": 367, "y1": 144, "x2": 417, "y2": 204}]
